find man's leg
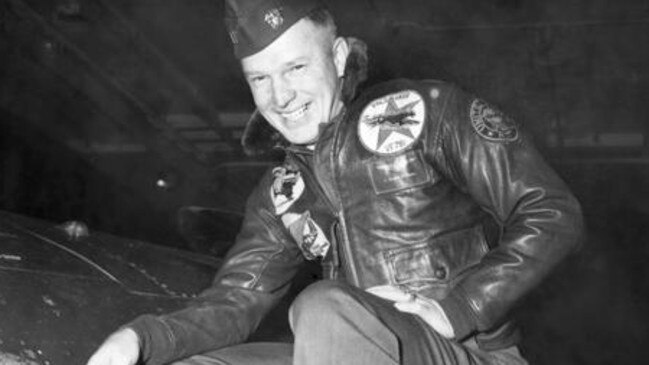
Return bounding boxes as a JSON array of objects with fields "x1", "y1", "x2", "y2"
[
  {"x1": 289, "y1": 280, "x2": 400, "y2": 365},
  {"x1": 169, "y1": 342, "x2": 293, "y2": 365},
  {"x1": 289, "y1": 280, "x2": 527, "y2": 365}
]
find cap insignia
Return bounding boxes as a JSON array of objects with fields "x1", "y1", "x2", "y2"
[{"x1": 264, "y1": 8, "x2": 284, "y2": 30}]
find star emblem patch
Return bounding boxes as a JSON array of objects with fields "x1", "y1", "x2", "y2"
[
  {"x1": 358, "y1": 90, "x2": 425, "y2": 155},
  {"x1": 470, "y1": 99, "x2": 518, "y2": 142}
]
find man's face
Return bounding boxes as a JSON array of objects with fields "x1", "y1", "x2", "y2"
[{"x1": 241, "y1": 18, "x2": 349, "y2": 145}]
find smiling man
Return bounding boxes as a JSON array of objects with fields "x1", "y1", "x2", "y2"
[
  {"x1": 87, "y1": 1, "x2": 583, "y2": 364},
  {"x1": 241, "y1": 16, "x2": 348, "y2": 145}
]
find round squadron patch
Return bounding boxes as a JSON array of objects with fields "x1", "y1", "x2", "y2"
[
  {"x1": 470, "y1": 99, "x2": 518, "y2": 142},
  {"x1": 270, "y1": 165, "x2": 305, "y2": 215},
  {"x1": 358, "y1": 90, "x2": 426, "y2": 155}
]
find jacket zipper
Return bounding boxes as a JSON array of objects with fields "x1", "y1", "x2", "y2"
[
  {"x1": 286, "y1": 113, "x2": 361, "y2": 286},
  {"x1": 324, "y1": 111, "x2": 360, "y2": 287},
  {"x1": 288, "y1": 151, "x2": 338, "y2": 216}
]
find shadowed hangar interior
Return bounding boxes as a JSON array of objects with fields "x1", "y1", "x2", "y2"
[{"x1": 1, "y1": 0, "x2": 649, "y2": 364}]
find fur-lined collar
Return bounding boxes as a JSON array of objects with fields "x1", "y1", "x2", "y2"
[{"x1": 241, "y1": 37, "x2": 369, "y2": 156}]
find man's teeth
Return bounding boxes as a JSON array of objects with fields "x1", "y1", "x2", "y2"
[{"x1": 283, "y1": 105, "x2": 308, "y2": 121}]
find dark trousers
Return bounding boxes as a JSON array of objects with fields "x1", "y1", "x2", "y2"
[{"x1": 171, "y1": 280, "x2": 527, "y2": 365}]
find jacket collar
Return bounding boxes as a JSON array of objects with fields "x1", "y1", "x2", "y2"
[{"x1": 240, "y1": 37, "x2": 368, "y2": 156}]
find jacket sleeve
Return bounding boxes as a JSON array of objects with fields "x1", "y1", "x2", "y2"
[
  {"x1": 433, "y1": 86, "x2": 584, "y2": 339},
  {"x1": 127, "y1": 170, "x2": 304, "y2": 365}
]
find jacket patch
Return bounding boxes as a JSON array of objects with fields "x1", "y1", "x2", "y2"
[
  {"x1": 285, "y1": 211, "x2": 330, "y2": 260},
  {"x1": 358, "y1": 90, "x2": 425, "y2": 155},
  {"x1": 470, "y1": 99, "x2": 518, "y2": 142},
  {"x1": 367, "y1": 150, "x2": 434, "y2": 195},
  {"x1": 270, "y1": 165, "x2": 305, "y2": 215}
]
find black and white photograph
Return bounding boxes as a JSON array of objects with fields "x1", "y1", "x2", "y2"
[{"x1": 1, "y1": 0, "x2": 647, "y2": 364}]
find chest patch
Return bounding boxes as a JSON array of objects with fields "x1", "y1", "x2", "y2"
[
  {"x1": 367, "y1": 150, "x2": 435, "y2": 195},
  {"x1": 270, "y1": 165, "x2": 305, "y2": 215},
  {"x1": 358, "y1": 90, "x2": 426, "y2": 155},
  {"x1": 470, "y1": 99, "x2": 518, "y2": 142}
]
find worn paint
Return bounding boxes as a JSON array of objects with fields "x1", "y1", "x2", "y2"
[
  {"x1": 0, "y1": 351, "x2": 41, "y2": 365},
  {"x1": 0, "y1": 211, "x2": 219, "y2": 364},
  {"x1": 101, "y1": 249, "x2": 195, "y2": 298},
  {"x1": 58, "y1": 221, "x2": 89, "y2": 241},
  {"x1": 0, "y1": 341, "x2": 50, "y2": 365},
  {"x1": 41, "y1": 296, "x2": 55, "y2": 307},
  {"x1": 40, "y1": 297, "x2": 61, "y2": 317},
  {"x1": 125, "y1": 261, "x2": 184, "y2": 297},
  {"x1": 0, "y1": 254, "x2": 22, "y2": 261},
  {"x1": 0, "y1": 231, "x2": 19, "y2": 239}
]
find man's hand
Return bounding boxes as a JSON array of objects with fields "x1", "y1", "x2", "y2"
[
  {"x1": 366, "y1": 285, "x2": 455, "y2": 339},
  {"x1": 86, "y1": 327, "x2": 141, "y2": 365}
]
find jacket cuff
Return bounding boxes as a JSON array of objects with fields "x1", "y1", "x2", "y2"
[
  {"x1": 438, "y1": 290, "x2": 478, "y2": 340},
  {"x1": 126, "y1": 314, "x2": 177, "y2": 365}
]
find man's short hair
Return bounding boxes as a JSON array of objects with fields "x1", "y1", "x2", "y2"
[
  {"x1": 306, "y1": 7, "x2": 337, "y2": 47},
  {"x1": 306, "y1": 7, "x2": 336, "y2": 33}
]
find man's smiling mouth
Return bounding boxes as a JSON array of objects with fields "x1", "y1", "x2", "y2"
[{"x1": 281, "y1": 103, "x2": 310, "y2": 122}]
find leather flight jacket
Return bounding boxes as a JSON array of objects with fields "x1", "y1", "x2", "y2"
[
  {"x1": 128, "y1": 45, "x2": 583, "y2": 365},
  {"x1": 280, "y1": 78, "x2": 584, "y2": 349}
]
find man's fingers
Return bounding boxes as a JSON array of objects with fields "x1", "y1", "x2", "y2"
[
  {"x1": 394, "y1": 299, "x2": 423, "y2": 315},
  {"x1": 366, "y1": 285, "x2": 412, "y2": 302},
  {"x1": 394, "y1": 297, "x2": 456, "y2": 339},
  {"x1": 86, "y1": 349, "x2": 133, "y2": 365},
  {"x1": 86, "y1": 350, "x2": 113, "y2": 365},
  {"x1": 85, "y1": 328, "x2": 140, "y2": 365},
  {"x1": 368, "y1": 286, "x2": 455, "y2": 339}
]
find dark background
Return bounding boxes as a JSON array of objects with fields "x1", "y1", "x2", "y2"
[{"x1": 1, "y1": 0, "x2": 649, "y2": 363}]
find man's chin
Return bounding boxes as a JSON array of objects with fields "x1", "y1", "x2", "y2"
[
  {"x1": 289, "y1": 136, "x2": 318, "y2": 145},
  {"x1": 284, "y1": 131, "x2": 319, "y2": 145},
  {"x1": 279, "y1": 119, "x2": 330, "y2": 145}
]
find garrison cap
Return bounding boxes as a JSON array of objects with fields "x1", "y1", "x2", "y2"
[{"x1": 225, "y1": 0, "x2": 324, "y2": 59}]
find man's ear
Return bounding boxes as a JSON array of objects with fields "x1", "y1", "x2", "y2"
[{"x1": 332, "y1": 37, "x2": 350, "y2": 78}]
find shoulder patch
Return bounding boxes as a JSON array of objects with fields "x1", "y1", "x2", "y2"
[
  {"x1": 358, "y1": 90, "x2": 426, "y2": 155},
  {"x1": 270, "y1": 164, "x2": 304, "y2": 215},
  {"x1": 470, "y1": 99, "x2": 518, "y2": 142}
]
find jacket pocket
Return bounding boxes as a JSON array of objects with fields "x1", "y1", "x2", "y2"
[{"x1": 383, "y1": 225, "x2": 489, "y2": 298}]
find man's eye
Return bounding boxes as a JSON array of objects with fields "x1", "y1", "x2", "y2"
[
  {"x1": 289, "y1": 64, "x2": 306, "y2": 73},
  {"x1": 250, "y1": 75, "x2": 268, "y2": 84}
]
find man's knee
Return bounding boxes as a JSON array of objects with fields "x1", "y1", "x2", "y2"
[
  {"x1": 289, "y1": 280, "x2": 354, "y2": 329},
  {"x1": 289, "y1": 281, "x2": 402, "y2": 364}
]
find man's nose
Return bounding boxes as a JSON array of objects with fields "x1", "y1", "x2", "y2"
[{"x1": 271, "y1": 77, "x2": 296, "y2": 108}]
